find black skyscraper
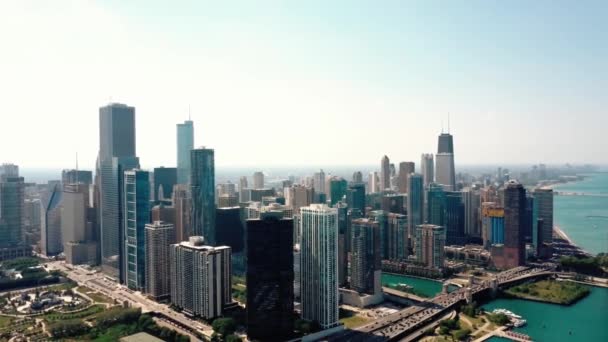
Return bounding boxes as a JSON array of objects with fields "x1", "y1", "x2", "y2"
[
  {"x1": 346, "y1": 183, "x2": 366, "y2": 212},
  {"x1": 504, "y1": 180, "x2": 526, "y2": 268},
  {"x1": 437, "y1": 133, "x2": 454, "y2": 153},
  {"x1": 445, "y1": 191, "x2": 465, "y2": 245},
  {"x1": 246, "y1": 213, "x2": 294, "y2": 341}
]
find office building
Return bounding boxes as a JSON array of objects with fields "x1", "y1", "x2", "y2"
[
  {"x1": 534, "y1": 188, "x2": 553, "y2": 245},
  {"x1": 407, "y1": 174, "x2": 424, "y2": 253},
  {"x1": 336, "y1": 201, "x2": 348, "y2": 286},
  {"x1": 397, "y1": 162, "x2": 415, "y2": 194},
  {"x1": 300, "y1": 204, "x2": 339, "y2": 329},
  {"x1": 370, "y1": 210, "x2": 389, "y2": 259},
  {"x1": 172, "y1": 184, "x2": 191, "y2": 242},
  {"x1": 23, "y1": 198, "x2": 42, "y2": 247},
  {"x1": 98, "y1": 103, "x2": 139, "y2": 280},
  {"x1": 124, "y1": 170, "x2": 150, "y2": 291},
  {"x1": 381, "y1": 194, "x2": 405, "y2": 214},
  {"x1": 218, "y1": 194, "x2": 238, "y2": 208},
  {"x1": 380, "y1": 155, "x2": 391, "y2": 191},
  {"x1": 445, "y1": 191, "x2": 465, "y2": 245},
  {"x1": 253, "y1": 171, "x2": 264, "y2": 189},
  {"x1": 435, "y1": 133, "x2": 456, "y2": 191},
  {"x1": 169, "y1": 237, "x2": 231, "y2": 319},
  {"x1": 285, "y1": 185, "x2": 313, "y2": 214},
  {"x1": 387, "y1": 213, "x2": 408, "y2": 260},
  {"x1": 414, "y1": 224, "x2": 446, "y2": 269},
  {"x1": 427, "y1": 183, "x2": 446, "y2": 227},
  {"x1": 151, "y1": 203, "x2": 176, "y2": 226},
  {"x1": 249, "y1": 188, "x2": 274, "y2": 202},
  {"x1": 246, "y1": 213, "x2": 294, "y2": 341},
  {"x1": 153, "y1": 167, "x2": 177, "y2": 202},
  {"x1": 346, "y1": 183, "x2": 365, "y2": 213},
  {"x1": 191, "y1": 147, "x2": 216, "y2": 244},
  {"x1": 329, "y1": 177, "x2": 347, "y2": 205},
  {"x1": 216, "y1": 207, "x2": 245, "y2": 273},
  {"x1": 313, "y1": 169, "x2": 326, "y2": 194},
  {"x1": 145, "y1": 221, "x2": 175, "y2": 301},
  {"x1": 239, "y1": 176, "x2": 249, "y2": 202},
  {"x1": 61, "y1": 169, "x2": 93, "y2": 186},
  {"x1": 0, "y1": 163, "x2": 19, "y2": 178},
  {"x1": 350, "y1": 218, "x2": 381, "y2": 295},
  {"x1": 294, "y1": 244, "x2": 301, "y2": 300},
  {"x1": 368, "y1": 171, "x2": 379, "y2": 194},
  {"x1": 420, "y1": 154, "x2": 434, "y2": 187},
  {"x1": 41, "y1": 182, "x2": 63, "y2": 256},
  {"x1": 62, "y1": 183, "x2": 97, "y2": 265},
  {"x1": 0, "y1": 175, "x2": 24, "y2": 246},
  {"x1": 176, "y1": 120, "x2": 194, "y2": 184}
]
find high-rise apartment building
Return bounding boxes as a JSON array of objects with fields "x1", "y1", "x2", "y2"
[
  {"x1": 380, "y1": 155, "x2": 391, "y2": 191},
  {"x1": 191, "y1": 148, "x2": 215, "y2": 244},
  {"x1": 246, "y1": 213, "x2": 294, "y2": 341},
  {"x1": 368, "y1": 171, "x2": 379, "y2": 194},
  {"x1": 169, "y1": 237, "x2": 231, "y2": 319},
  {"x1": 495, "y1": 180, "x2": 526, "y2": 269},
  {"x1": 481, "y1": 203, "x2": 505, "y2": 248},
  {"x1": 534, "y1": 188, "x2": 553, "y2": 245},
  {"x1": 300, "y1": 204, "x2": 339, "y2": 329},
  {"x1": 387, "y1": 213, "x2": 408, "y2": 260},
  {"x1": 462, "y1": 188, "x2": 481, "y2": 238},
  {"x1": 98, "y1": 103, "x2": 139, "y2": 280},
  {"x1": 407, "y1": 174, "x2": 424, "y2": 252},
  {"x1": 397, "y1": 162, "x2": 415, "y2": 194},
  {"x1": 239, "y1": 176, "x2": 249, "y2": 203},
  {"x1": 350, "y1": 218, "x2": 381, "y2": 295},
  {"x1": 414, "y1": 224, "x2": 446, "y2": 269},
  {"x1": 313, "y1": 169, "x2": 326, "y2": 194},
  {"x1": 172, "y1": 184, "x2": 191, "y2": 242},
  {"x1": 176, "y1": 120, "x2": 194, "y2": 184},
  {"x1": 145, "y1": 221, "x2": 175, "y2": 301},
  {"x1": 435, "y1": 133, "x2": 456, "y2": 191},
  {"x1": 124, "y1": 170, "x2": 150, "y2": 291},
  {"x1": 285, "y1": 185, "x2": 313, "y2": 215}
]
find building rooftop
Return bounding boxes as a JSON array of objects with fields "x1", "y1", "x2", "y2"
[{"x1": 119, "y1": 332, "x2": 164, "y2": 342}]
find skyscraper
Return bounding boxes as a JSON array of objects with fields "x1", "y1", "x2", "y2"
[
  {"x1": 350, "y1": 218, "x2": 381, "y2": 295},
  {"x1": 481, "y1": 202, "x2": 505, "y2": 248},
  {"x1": 445, "y1": 191, "x2": 465, "y2": 245},
  {"x1": 407, "y1": 174, "x2": 424, "y2": 253},
  {"x1": 172, "y1": 184, "x2": 192, "y2": 243},
  {"x1": 62, "y1": 183, "x2": 97, "y2": 265},
  {"x1": 0, "y1": 175, "x2": 24, "y2": 249},
  {"x1": 380, "y1": 155, "x2": 390, "y2": 191},
  {"x1": 169, "y1": 237, "x2": 231, "y2": 319},
  {"x1": 61, "y1": 169, "x2": 93, "y2": 186},
  {"x1": 239, "y1": 176, "x2": 249, "y2": 203},
  {"x1": 253, "y1": 171, "x2": 264, "y2": 189},
  {"x1": 145, "y1": 221, "x2": 175, "y2": 301},
  {"x1": 435, "y1": 133, "x2": 456, "y2": 191},
  {"x1": 216, "y1": 207, "x2": 245, "y2": 274},
  {"x1": 352, "y1": 171, "x2": 363, "y2": 183},
  {"x1": 534, "y1": 188, "x2": 553, "y2": 245},
  {"x1": 176, "y1": 120, "x2": 194, "y2": 184},
  {"x1": 387, "y1": 213, "x2": 408, "y2": 260},
  {"x1": 427, "y1": 183, "x2": 446, "y2": 227},
  {"x1": 246, "y1": 213, "x2": 294, "y2": 341},
  {"x1": 498, "y1": 180, "x2": 526, "y2": 269},
  {"x1": 0, "y1": 163, "x2": 19, "y2": 178},
  {"x1": 300, "y1": 204, "x2": 339, "y2": 329},
  {"x1": 153, "y1": 167, "x2": 177, "y2": 202},
  {"x1": 346, "y1": 183, "x2": 366, "y2": 213},
  {"x1": 370, "y1": 210, "x2": 389, "y2": 260},
  {"x1": 397, "y1": 162, "x2": 415, "y2": 194},
  {"x1": 368, "y1": 171, "x2": 379, "y2": 194},
  {"x1": 414, "y1": 224, "x2": 446, "y2": 269},
  {"x1": 462, "y1": 187, "x2": 481, "y2": 238},
  {"x1": 420, "y1": 154, "x2": 434, "y2": 187},
  {"x1": 41, "y1": 182, "x2": 63, "y2": 256},
  {"x1": 191, "y1": 147, "x2": 215, "y2": 244},
  {"x1": 329, "y1": 177, "x2": 347, "y2": 205},
  {"x1": 124, "y1": 170, "x2": 150, "y2": 290},
  {"x1": 313, "y1": 169, "x2": 326, "y2": 194},
  {"x1": 285, "y1": 185, "x2": 313, "y2": 214},
  {"x1": 98, "y1": 103, "x2": 139, "y2": 280}
]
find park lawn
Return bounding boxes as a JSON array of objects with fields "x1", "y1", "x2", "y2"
[
  {"x1": 43, "y1": 304, "x2": 106, "y2": 322},
  {"x1": 506, "y1": 280, "x2": 590, "y2": 304},
  {"x1": 0, "y1": 315, "x2": 14, "y2": 328},
  {"x1": 45, "y1": 281, "x2": 77, "y2": 292},
  {"x1": 87, "y1": 292, "x2": 114, "y2": 304},
  {"x1": 339, "y1": 315, "x2": 370, "y2": 329}
]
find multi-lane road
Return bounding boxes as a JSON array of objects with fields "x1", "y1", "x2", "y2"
[{"x1": 45, "y1": 261, "x2": 213, "y2": 340}]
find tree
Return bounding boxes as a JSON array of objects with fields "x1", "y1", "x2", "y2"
[
  {"x1": 225, "y1": 334, "x2": 242, "y2": 342},
  {"x1": 212, "y1": 317, "x2": 236, "y2": 337}
]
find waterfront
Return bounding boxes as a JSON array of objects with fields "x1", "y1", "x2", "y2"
[
  {"x1": 380, "y1": 273, "x2": 457, "y2": 297},
  {"x1": 483, "y1": 285, "x2": 608, "y2": 341},
  {"x1": 553, "y1": 172, "x2": 608, "y2": 255}
]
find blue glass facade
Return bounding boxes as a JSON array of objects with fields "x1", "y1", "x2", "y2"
[
  {"x1": 490, "y1": 216, "x2": 505, "y2": 245},
  {"x1": 124, "y1": 170, "x2": 150, "y2": 291},
  {"x1": 191, "y1": 148, "x2": 216, "y2": 244}
]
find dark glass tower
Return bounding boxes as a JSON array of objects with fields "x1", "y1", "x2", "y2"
[
  {"x1": 329, "y1": 177, "x2": 347, "y2": 205},
  {"x1": 124, "y1": 170, "x2": 150, "y2": 291},
  {"x1": 153, "y1": 167, "x2": 177, "y2": 202},
  {"x1": 437, "y1": 133, "x2": 454, "y2": 153},
  {"x1": 346, "y1": 183, "x2": 366, "y2": 212},
  {"x1": 350, "y1": 218, "x2": 381, "y2": 294},
  {"x1": 407, "y1": 174, "x2": 424, "y2": 252},
  {"x1": 190, "y1": 148, "x2": 216, "y2": 245},
  {"x1": 503, "y1": 180, "x2": 526, "y2": 268},
  {"x1": 445, "y1": 191, "x2": 465, "y2": 245},
  {"x1": 0, "y1": 176, "x2": 24, "y2": 247},
  {"x1": 246, "y1": 213, "x2": 294, "y2": 341},
  {"x1": 98, "y1": 103, "x2": 139, "y2": 281},
  {"x1": 426, "y1": 183, "x2": 446, "y2": 227}
]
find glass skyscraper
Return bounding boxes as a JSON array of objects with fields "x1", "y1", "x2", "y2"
[
  {"x1": 407, "y1": 174, "x2": 424, "y2": 253},
  {"x1": 190, "y1": 147, "x2": 216, "y2": 245},
  {"x1": 98, "y1": 103, "x2": 139, "y2": 281},
  {"x1": 124, "y1": 170, "x2": 150, "y2": 291},
  {"x1": 176, "y1": 120, "x2": 194, "y2": 184}
]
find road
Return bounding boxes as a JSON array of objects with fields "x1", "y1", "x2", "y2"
[{"x1": 45, "y1": 261, "x2": 213, "y2": 340}]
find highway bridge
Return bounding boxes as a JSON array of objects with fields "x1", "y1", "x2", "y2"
[{"x1": 327, "y1": 266, "x2": 555, "y2": 341}]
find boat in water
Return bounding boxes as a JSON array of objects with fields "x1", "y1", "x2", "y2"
[{"x1": 492, "y1": 308, "x2": 527, "y2": 327}]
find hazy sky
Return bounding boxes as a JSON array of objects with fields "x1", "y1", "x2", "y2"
[{"x1": 1, "y1": 0, "x2": 606, "y2": 170}]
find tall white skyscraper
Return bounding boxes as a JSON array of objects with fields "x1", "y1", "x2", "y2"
[
  {"x1": 421, "y1": 153, "x2": 434, "y2": 187},
  {"x1": 253, "y1": 171, "x2": 264, "y2": 189},
  {"x1": 313, "y1": 169, "x2": 326, "y2": 194},
  {"x1": 435, "y1": 133, "x2": 456, "y2": 191},
  {"x1": 300, "y1": 204, "x2": 339, "y2": 329},
  {"x1": 368, "y1": 172, "x2": 379, "y2": 194},
  {"x1": 380, "y1": 155, "x2": 390, "y2": 191}
]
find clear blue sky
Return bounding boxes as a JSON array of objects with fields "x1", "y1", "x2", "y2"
[{"x1": 1, "y1": 0, "x2": 606, "y2": 169}]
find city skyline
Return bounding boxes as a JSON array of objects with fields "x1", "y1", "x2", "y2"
[{"x1": 2, "y1": 1, "x2": 607, "y2": 169}]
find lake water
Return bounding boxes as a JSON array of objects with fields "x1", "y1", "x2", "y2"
[
  {"x1": 483, "y1": 285, "x2": 608, "y2": 341},
  {"x1": 553, "y1": 172, "x2": 608, "y2": 255},
  {"x1": 380, "y1": 273, "x2": 456, "y2": 297}
]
